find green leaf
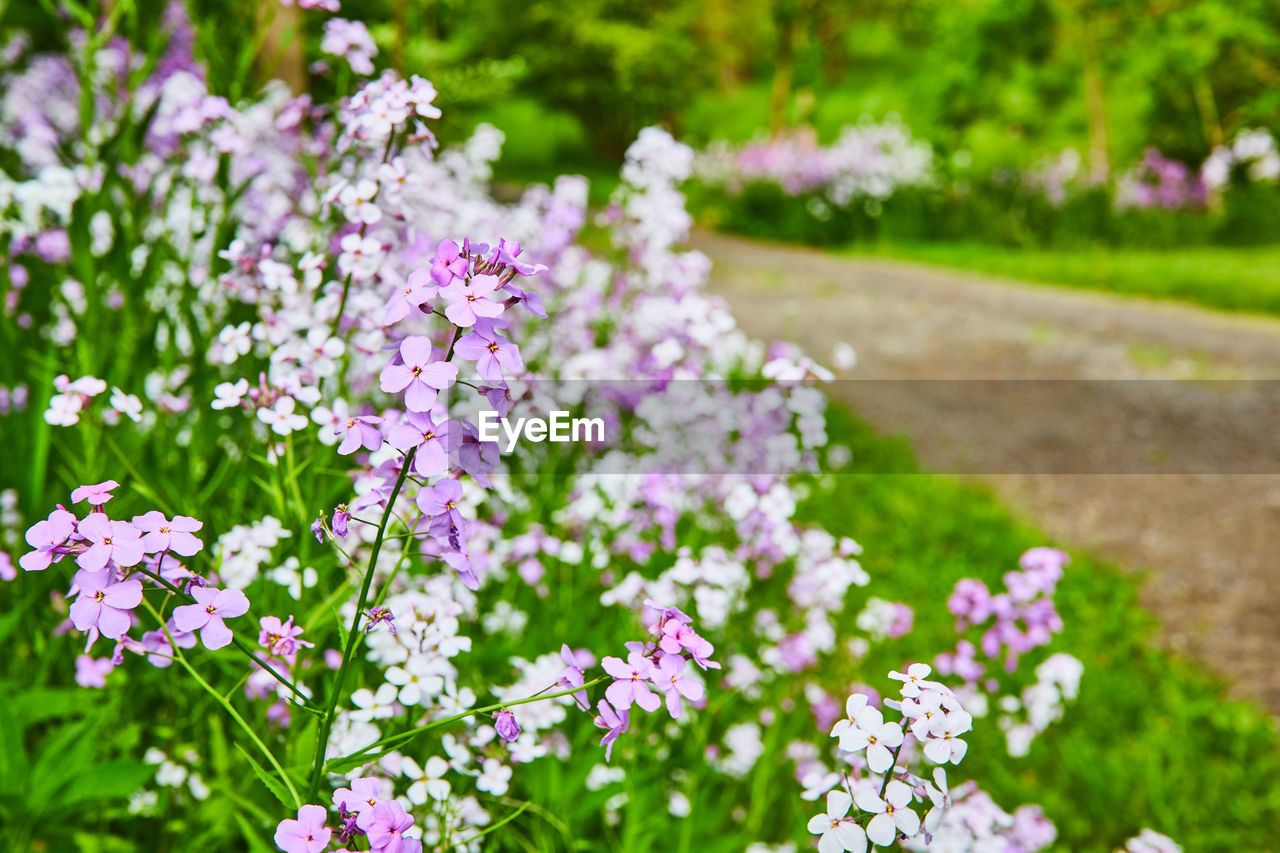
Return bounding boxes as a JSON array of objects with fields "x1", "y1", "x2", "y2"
[
  {"x1": 11, "y1": 687, "x2": 95, "y2": 726},
  {"x1": 234, "y1": 743, "x2": 295, "y2": 810},
  {"x1": 329, "y1": 604, "x2": 349, "y2": 650},
  {"x1": 232, "y1": 810, "x2": 277, "y2": 853},
  {"x1": 60, "y1": 761, "x2": 153, "y2": 806},
  {"x1": 0, "y1": 696, "x2": 29, "y2": 794}
]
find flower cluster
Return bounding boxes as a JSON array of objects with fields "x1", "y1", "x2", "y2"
[
  {"x1": 804, "y1": 665, "x2": 972, "y2": 850},
  {"x1": 1115, "y1": 148, "x2": 1209, "y2": 210},
  {"x1": 0, "y1": 12, "x2": 1125, "y2": 853},
  {"x1": 695, "y1": 120, "x2": 934, "y2": 210}
]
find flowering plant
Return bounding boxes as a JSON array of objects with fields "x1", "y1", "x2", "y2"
[{"x1": 0, "y1": 6, "x2": 1184, "y2": 852}]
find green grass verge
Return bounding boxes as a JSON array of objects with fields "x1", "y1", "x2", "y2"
[
  {"x1": 795, "y1": 405, "x2": 1280, "y2": 851},
  {"x1": 851, "y1": 242, "x2": 1280, "y2": 317}
]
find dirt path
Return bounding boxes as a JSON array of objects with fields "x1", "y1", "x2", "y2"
[{"x1": 691, "y1": 229, "x2": 1280, "y2": 710}]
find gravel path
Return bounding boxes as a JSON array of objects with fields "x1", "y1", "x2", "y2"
[{"x1": 691, "y1": 229, "x2": 1280, "y2": 710}]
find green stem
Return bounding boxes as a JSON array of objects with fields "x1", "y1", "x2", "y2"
[
  {"x1": 452, "y1": 802, "x2": 531, "y2": 847},
  {"x1": 372, "y1": 510, "x2": 422, "y2": 608},
  {"x1": 142, "y1": 599, "x2": 301, "y2": 809},
  {"x1": 327, "y1": 676, "x2": 607, "y2": 773},
  {"x1": 306, "y1": 447, "x2": 417, "y2": 799},
  {"x1": 136, "y1": 566, "x2": 321, "y2": 714}
]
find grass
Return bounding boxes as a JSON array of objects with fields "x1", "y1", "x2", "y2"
[
  {"x1": 793, "y1": 406, "x2": 1280, "y2": 851},
  {"x1": 851, "y1": 242, "x2": 1280, "y2": 317},
  {"x1": 501, "y1": 404, "x2": 1280, "y2": 852}
]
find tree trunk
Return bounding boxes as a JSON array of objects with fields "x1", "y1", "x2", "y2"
[{"x1": 1081, "y1": 15, "x2": 1109, "y2": 182}]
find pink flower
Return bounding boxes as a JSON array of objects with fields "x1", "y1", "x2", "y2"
[
  {"x1": 173, "y1": 586, "x2": 251, "y2": 650},
  {"x1": 494, "y1": 709, "x2": 521, "y2": 742},
  {"x1": 333, "y1": 776, "x2": 382, "y2": 830},
  {"x1": 274, "y1": 804, "x2": 332, "y2": 853},
  {"x1": 75, "y1": 654, "x2": 115, "y2": 687},
  {"x1": 259, "y1": 615, "x2": 313, "y2": 664},
  {"x1": 71, "y1": 480, "x2": 120, "y2": 506},
  {"x1": 379, "y1": 336, "x2": 457, "y2": 412},
  {"x1": 440, "y1": 273, "x2": 505, "y2": 328},
  {"x1": 386, "y1": 412, "x2": 453, "y2": 477},
  {"x1": 19, "y1": 507, "x2": 76, "y2": 571},
  {"x1": 602, "y1": 651, "x2": 661, "y2": 713},
  {"x1": 429, "y1": 238, "x2": 467, "y2": 286},
  {"x1": 75, "y1": 513, "x2": 145, "y2": 571},
  {"x1": 336, "y1": 415, "x2": 383, "y2": 455},
  {"x1": 452, "y1": 318, "x2": 524, "y2": 382},
  {"x1": 132, "y1": 511, "x2": 204, "y2": 556},
  {"x1": 652, "y1": 653, "x2": 705, "y2": 718},
  {"x1": 383, "y1": 268, "x2": 438, "y2": 325},
  {"x1": 367, "y1": 800, "x2": 418, "y2": 853},
  {"x1": 68, "y1": 569, "x2": 143, "y2": 642},
  {"x1": 593, "y1": 699, "x2": 629, "y2": 761}
]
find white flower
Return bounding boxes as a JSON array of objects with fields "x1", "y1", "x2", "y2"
[
  {"x1": 155, "y1": 761, "x2": 188, "y2": 787},
  {"x1": 44, "y1": 392, "x2": 82, "y2": 426},
  {"x1": 404, "y1": 755, "x2": 451, "y2": 804},
  {"x1": 109, "y1": 387, "x2": 142, "y2": 422},
  {"x1": 212, "y1": 378, "x2": 249, "y2": 410},
  {"x1": 922, "y1": 710, "x2": 972, "y2": 765},
  {"x1": 258, "y1": 395, "x2": 307, "y2": 435},
  {"x1": 475, "y1": 758, "x2": 512, "y2": 796},
  {"x1": 385, "y1": 655, "x2": 446, "y2": 706},
  {"x1": 799, "y1": 767, "x2": 841, "y2": 801},
  {"x1": 349, "y1": 683, "x2": 399, "y2": 723},
  {"x1": 921, "y1": 767, "x2": 950, "y2": 835},
  {"x1": 216, "y1": 322, "x2": 252, "y2": 364},
  {"x1": 856, "y1": 780, "x2": 920, "y2": 846},
  {"x1": 834, "y1": 704, "x2": 903, "y2": 774},
  {"x1": 806, "y1": 790, "x2": 866, "y2": 853},
  {"x1": 888, "y1": 663, "x2": 939, "y2": 698}
]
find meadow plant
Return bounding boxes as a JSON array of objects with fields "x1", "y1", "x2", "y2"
[{"x1": 0, "y1": 6, "x2": 1184, "y2": 851}]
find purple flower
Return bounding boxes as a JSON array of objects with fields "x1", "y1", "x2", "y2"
[
  {"x1": 443, "y1": 550, "x2": 479, "y2": 590},
  {"x1": 75, "y1": 654, "x2": 114, "y2": 687},
  {"x1": 429, "y1": 238, "x2": 468, "y2": 286},
  {"x1": 415, "y1": 479, "x2": 464, "y2": 537},
  {"x1": 382, "y1": 268, "x2": 439, "y2": 325},
  {"x1": 367, "y1": 800, "x2": 418, "y2": 853},
  {"x1": 75, "y1": 513, "x2": 145, "y2": 571},
  {"x1": 336, "y1": 415, "x2": 383, "y2": 455},
  {"x1": 70, "y1": 480, "x2": 120, "y2": 506},
  {"x1": 493, "y1": 238, "x2": 548, "y2": 277},
  {"x1": 333, "y1": 505, "x2": 350, "y2": 537},
  {"x1": 379, "y1": 336, "x2": 457, "y2": 412},
  {"x1": 440, "y1": 274, "x2": 505, "y2": 328},
  {"x1": 602, "y1": 651, "x2": 661, "y2": 713},
  {"x1": 364, "y1": 605, "x2": 396, "y2": 634},
  {"x1": 453, "y1": 318, "x2": 524, "y2": 382},
  {"x1": 132, "y1": 511, "x2": 204, "y2": 556},
  {"x1": 652, "y1": 652, "x2": 705, "y2": 718},
  {"x1": 172, "y1": 586, "x2": 250, "y2": 650},
  {"x1": 333, "y1": 777, "x2": 382, "y2": 830},
  {"x1": 274, "y1": 804, "x2": 332, "y2": 853},
  {"x1": 68, "y1": 569, "x2": 143, "y2": 642},
  {"x1": 494, "y1": 709, "x2": 521, "y2": 742},
  {"x1": 558, "y1": 643, "x2": 590, "y2": 709},
  {"x1": 138, "y1": 623, "x2": 197, "y2": 668},
  {"x1": 386, "y1": 412, "x2": 452, "y2": 477},
  {"x1": 502, "y1": 283, "x2": 548, "y2": 318},
  {"x1": 593, "y1": 699, "x2": 629, "y2": 761},
  {"x1": 19, "y1": 507, "x2": 76, "y2": 571},
  {"x1": 259, "y1": 615, "x2": 312, "y2": 663},
  {"x1": 658, "y1": 619, "x2": 720, "y2": 670}
]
